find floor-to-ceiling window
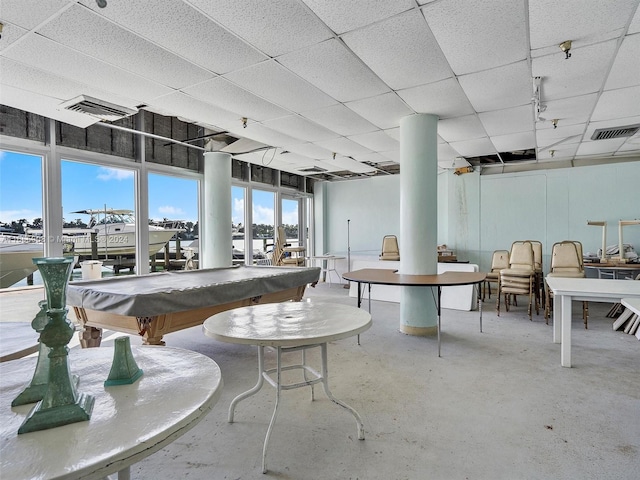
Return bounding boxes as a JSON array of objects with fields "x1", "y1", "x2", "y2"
[
  {"x1": 252, "y1": 189, "x2": 275, "y2": 258},
  {"x1": 149, "y1": 172, "x2": 199, "y2": 269},
  {"x1": 281, "y1": 196, "x2": 300, "y2": 248},
  {"x1": 61, "y1": 160, "x2": 135, "y2": 274},
  {"x1": 0, "y1": 150, "x2": 44, "y2": 288}
]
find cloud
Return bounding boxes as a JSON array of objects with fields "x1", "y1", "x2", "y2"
[
  {"x1": 232, "y1": 197, "x2": 245, "y2": 224},
  {"x1": 157, "y1": 205, "x2": 185, "y2": 217},
  {"x1": 282, "y1": 208, "x2": 298, "y2": 225},
  {"x1": 0, "y1": 209, "x2": 40, "y2": 223},
  {"x1": 253, "y1": 204, "x2": 274, "y2": 225},
  {"x1": 96, "y1": 167, "x2": 134, "y2": 181}
]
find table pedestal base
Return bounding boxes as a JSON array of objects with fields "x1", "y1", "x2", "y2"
[{"x1": 229, "y1": 344, "x2": 365, "y2": 474}]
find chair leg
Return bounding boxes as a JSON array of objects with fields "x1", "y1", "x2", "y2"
[
  {"x1": 583, "y1": 301, "x2": 589, "y2": 329},
  {"x1": 496, "y1": 283, "x2": 501, "y2": 316}
]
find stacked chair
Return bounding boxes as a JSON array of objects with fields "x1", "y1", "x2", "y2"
[
  {"x1": 483, "y1": 250, "x2": 510, "y2": 301},
  {"x1": 528, "y1": 240, "x2": 544, "y2": 310},
  {"x1": 497, "y1": 241, "x2": 539, "y2": 320},
  {"x1": 545, "y1": 240, "x2": 589, "y2": 328},
  {"x1": 379, "y1": 235, "x2": 400, "y2": 261}
]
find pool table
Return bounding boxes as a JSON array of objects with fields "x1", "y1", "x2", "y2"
[{"x1": 67, "y1": 265, "x2": 320, "y2": 347}]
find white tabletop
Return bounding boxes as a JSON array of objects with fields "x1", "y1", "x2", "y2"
[
  {"x1": 1, "y1": 346, "x2": 223, "y2": 480},
  {"x1": 545, "y1": 276, "x2": 640, "y2": 301},
  {"x1": 203, "y1": 301, "x2": 371, "y2": 348},
  {"x1": 621, "y1": 297, "x2": 640, "y2": 316}
]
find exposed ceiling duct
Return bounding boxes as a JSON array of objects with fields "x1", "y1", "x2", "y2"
[{"x1": 59, "y1": 95, "x2": 138, "y2": 122}]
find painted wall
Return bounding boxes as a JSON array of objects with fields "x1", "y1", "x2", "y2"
[{"x1": 317, "y1": 161, "x2": 640, "y2": 272}]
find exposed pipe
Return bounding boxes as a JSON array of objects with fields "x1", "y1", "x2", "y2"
[{"x1": 94, "y1": 121, "x2": 206, "y2": 151}]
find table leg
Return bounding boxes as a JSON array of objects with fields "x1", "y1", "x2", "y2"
[
  {"x1": 477, "y1": 283, "x2": 483, "y2": 333},
  {"x1": 228, "y1": 346, "x2": 266, "y2": 423},
  {"x1": 319, "y1": 343, "x2": 365, "y2": 440},
  {"x1": 553, "y1": 294, "x2": 562, "y2": 344},
  {"x1": 262, "y1": 347, "x2": 283, "y2": 474},
  {"x1": 560, "y1": 295, "x2": 572, "y2": 368},
  {"x1": 437, "y1": 286, "x2": 442, "y2": 357}
]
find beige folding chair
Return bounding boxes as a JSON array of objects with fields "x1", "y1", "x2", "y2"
[
  {"x1": 483, "y1": 250, "x2": 509, "y2": 301},
  {"x1": 498, "y1": 241, "x2": 538, "y2": 320},
  {"x1": 545, "y1": 241, "x2": 589, "y2": 328},
  {"x1": 379, "y1": 235, "x2": 400, "y2": 261}
]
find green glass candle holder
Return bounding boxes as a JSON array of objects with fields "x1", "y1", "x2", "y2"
[{"x1": 18, "y1": 257, "x2": 95, "y2": 434}]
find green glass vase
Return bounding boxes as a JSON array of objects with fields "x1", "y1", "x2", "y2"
[{"x1": 18, "y1": 257, "x2": 94, "y2": 434}]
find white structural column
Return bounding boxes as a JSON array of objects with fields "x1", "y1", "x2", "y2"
[
  {"x1": 201, "y1": 152, "x2": 232, "y2": 269},
  {"x1": 399, "y1": 114, "x2": 439, "y2": 335}
]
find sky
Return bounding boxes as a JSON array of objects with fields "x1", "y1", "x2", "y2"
[{"x1": 0, "y1": 150, "x2": 297, "y2": 227}]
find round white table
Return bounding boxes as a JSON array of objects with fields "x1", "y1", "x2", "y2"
[
  {"x1": 203, "y1": 301, "x2": 371, "y2": 474},
  {"x1": 1, "y1": 345, "x2": 223, "y2": 479}
]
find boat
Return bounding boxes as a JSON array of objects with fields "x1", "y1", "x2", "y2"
[
  {"x1": 27, "y1": 209, "x2": 183, "y2": 259},
  {"x1": 0, "y1": 233, "x2": 44, "y2": 288}
]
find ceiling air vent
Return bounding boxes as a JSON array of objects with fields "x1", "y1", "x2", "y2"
[
  {"x1": 591, "y1": 124, "x2": 640, "y2": 141},
  {"x1": 298, "y1": 166, "x2": 327, "y2": 173},
  {"x1": 59, "y1": 95, "x2": 138, "y2": 121}
]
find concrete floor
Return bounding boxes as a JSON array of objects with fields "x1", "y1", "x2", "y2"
[{"x1": 1, "y1": 282, "x2": 639, "y2": 479}]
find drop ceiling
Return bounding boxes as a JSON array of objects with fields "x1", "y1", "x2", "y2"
[{"x1": 1, "y1": 0, "x2": 639, "y2": 179}]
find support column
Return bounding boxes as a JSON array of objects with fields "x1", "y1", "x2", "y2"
[
  {"x1": 202, "y1": 152, "x2": 232, "y2": 269},
  {"x1": 399, "y1": 114, "x2": 438, "y2": 335}
]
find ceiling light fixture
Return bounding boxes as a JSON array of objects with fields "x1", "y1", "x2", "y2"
[
  {"x1": 559, "y1": 40, "x2": 572, "y2": 59},
  {"x1": 549, "y1": 149, "x2": 555, "y2": 158},
  {"x1": 551, "y1": 119, "x2": 558, "y2": 129},
  {"x1": 241, "y1": 117, "x2": 247, "y2": 128}
]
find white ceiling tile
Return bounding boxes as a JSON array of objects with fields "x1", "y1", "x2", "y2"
[
  {"x1": 528, "y1": 0, "x2": 639, "y2": 49},
  {"x1": 301, "y1": 0, "x2": 415, "y2": 35},
  {"x1": 278, "y1": 39, "x2": 390, "y2": 102},
  {"x1": 0, "y1": 22, "x2": 28, "y2": 48},
  {"x1": 349, "y1": 130, "x2": 399, "y2": 152},
  {"x1": 326, "y1": 155, "x2": 377, "y2": 174},
  {"x1": 228, "y1": 122, "x2": 305, "y2": 148},
  {"x1": 345, "y1": 92, "x2": 414, "y2": 129},
  {"x1": 283, "y1": 143, "x2": 334, "y2": 161},
  {"x1": 438, "y1": 115, "x2": 486, "y2": 142},
  {"x1": 150, "y1": 92, "x2": 239, "y2": 131},
  {"x1": 537, "y1": 143, "x2": 579, "y2": 161},
  {"x1": 182, "y1": 77, "x2": 289, "y2": 122},
  {"x1": 342, "y1": 10, "x2": 451, "y2": 89},
  {"x1": 532, "y1": 40, "x2": 618, "y2": 101},
  {"x1": 591, "y1": 86, "x2": 640, "y2": 121},
  {"x1": 449, "y1": 137, "x2": 496, "y2": 157},
  {"x1": 576, "y1": 138, "x2": 627, "y2": 156},
  {"x1": 0, "y1": 57, "x2": 139, "y2": 112},
  {"x1": 189, "y1": 0, "x2": 332, "y2": 57},
  {"x1": 437, "y1": 143, "x2": 463, "y2": 164},
  {"x1": 78, "y1": 0, "x2": 267, "y2": 74},
  {"x1": 423, "y1": 0, "x2": 528, "y2": 75},
  {"x1": 36, "y1": 4, "x2": 214, "y2": 89},
  {"x1": 619, "y1": 133, "x2": 640, "y2": 151},
  {"x1": 0, "y1": 83, "x2": 97, "y2": 128},
  {"x1": 629, "y1": 6, "x2": 640, "y2": 34},
  {"x1": 604, "y1": 34, "x2": 640, "y2": 90},
  {"x1": 262, "y1": 115, "x2": 340, "y2": 143},
  {"x1": 539, "y1": 94, "x2": 599, "y2": 127},
  {"x1": 301, "y1": 104, "x2": 378, "y2": 136},
  {"x1": 490, "y1": 132, "x2": 536, "y2": 152},
  {"x1": 0, "y1": 0, "x2": 71, "y2": 30},
  {"x1": 479, "y1": 105, "x2": 533, "y2": 137},
  {"x1": 3, "y1": 34, "x2": 173, "y2": 104},
  {"x1": 354, "y1": 152, "x2": 393, "y2": 164},
  {"x1": 380, "y1": 150, "x2": 400, "y2": 162},
  {"x1": 458, "y1": 61, "x2": 532, "y2": 113},
  {"x1": 315, "y1": 137, "x2": 373, "y2": 157},
  {"x1": 384, "y1": 128, "x2": 400, "y2": 141},
  {"x1": 535, "y1": 124, "x2": 587, "y2": 149},
  {"x1": 224, "y1": 60, "x2": 337, "y2": 112},
  {"x1": 397, "y1": 78, "x2": 474, "y2": 119}
]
